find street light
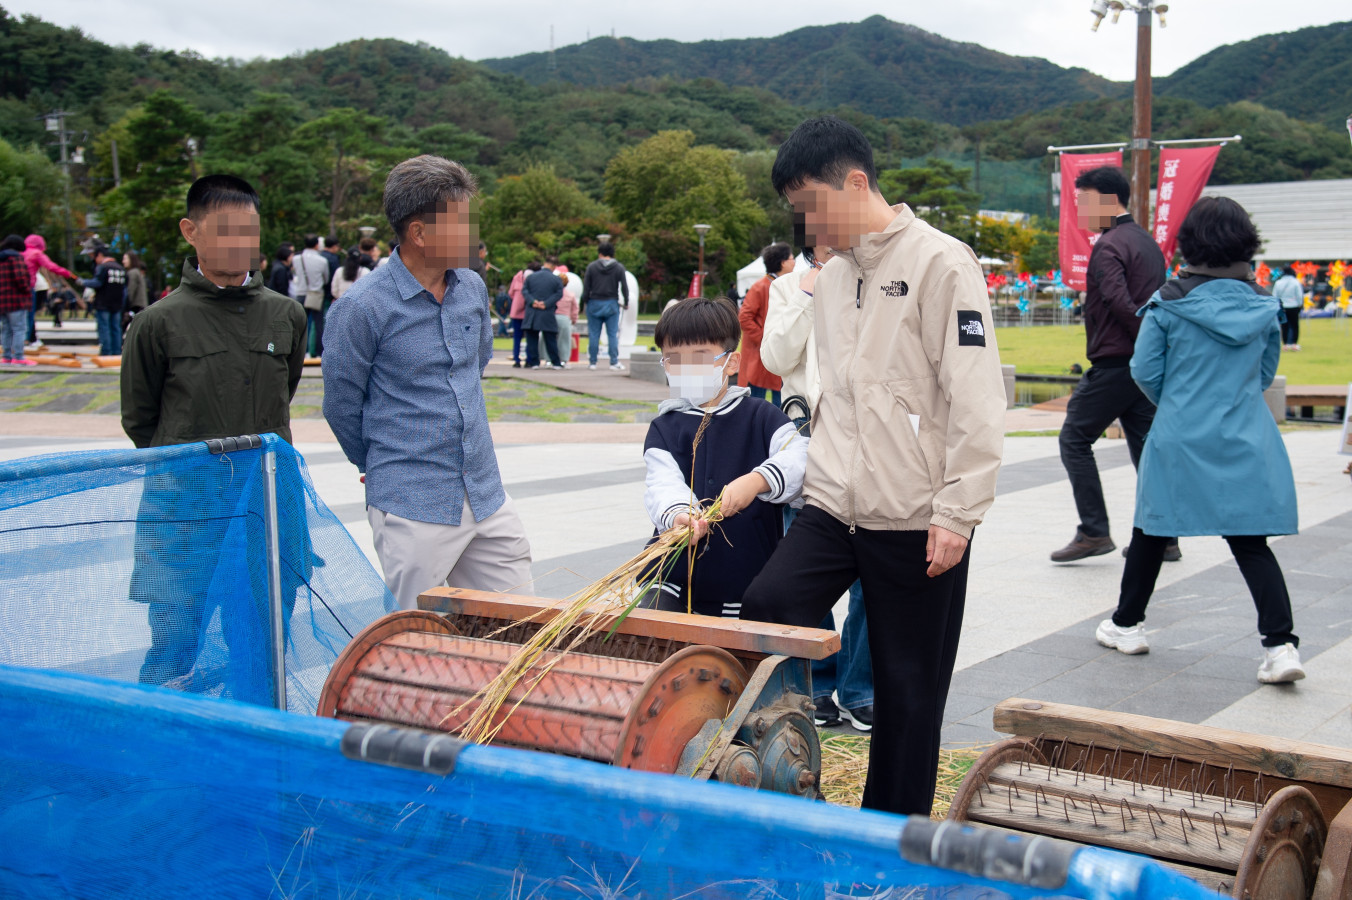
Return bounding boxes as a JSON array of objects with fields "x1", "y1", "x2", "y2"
[
  {"x1": 693, "y1": 224, "x2": 711, "y2": 298},
  {"x1": 596, "y1": 233, "x2": 611, "y2": 245},
  {"x1": 1088, "y1": 0, "x2": 1169, "y2": 226}
]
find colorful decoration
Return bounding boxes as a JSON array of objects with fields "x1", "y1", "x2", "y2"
[
  {"x1": 1329, "y1": 260, "x2": 1350, "y2": 311},
  {"x1": 1254, "y1": 262, "x2": 1271, "y2": 288}
]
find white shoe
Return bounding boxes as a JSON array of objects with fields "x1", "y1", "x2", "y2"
[
  {"x1": 609, "y1": 363, "x2": 624, "y2": 371},
  {"x1": 588, "y1": 364, "x2": 597, "y2": 370},
  {"x1": 26, "y1": 341, "x2": 43, "y2": 352},
  {"x1": 1096, "y1": 619, "x2": 1150, "y2": 655},
  {"x1": 1257, "y1": 643, "x2": 1305, "y2": 684}
]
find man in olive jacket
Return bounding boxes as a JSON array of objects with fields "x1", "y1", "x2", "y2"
[
  {"x1": 120, "y1": 174, "x2": 308, "y2": 690},
  {"x1": 122, "y1": 176, "x2": 306, "y2": 448}
]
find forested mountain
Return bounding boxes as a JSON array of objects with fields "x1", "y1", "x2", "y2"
[
  {"x1": 483, "y1": 16, "x2": 1126, "y2": 126},
  {"x1": 1157, "y1": 20, "x2": 1352, "y2": 128}
]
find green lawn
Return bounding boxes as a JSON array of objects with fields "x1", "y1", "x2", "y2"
[{"x1": 996, "y1": 318, "x2": 1352, "y2": 385}]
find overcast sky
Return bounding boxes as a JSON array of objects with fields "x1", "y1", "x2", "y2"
[{"x1": 11, "y1": 0, "x2": 1347, "y2": 82}]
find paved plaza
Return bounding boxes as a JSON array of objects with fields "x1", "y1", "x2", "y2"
[{"x1": 3, "y1": 381, "x2": 1348, "y2": 752}]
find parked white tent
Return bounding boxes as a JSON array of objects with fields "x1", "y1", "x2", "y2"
[{"x1": 735, "y1": 253, "x2": 810, "y2": 297}]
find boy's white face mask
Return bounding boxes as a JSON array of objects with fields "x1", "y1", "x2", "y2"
[{"x1": 664, "y1": 351, "x2": 730, "y2": 405}]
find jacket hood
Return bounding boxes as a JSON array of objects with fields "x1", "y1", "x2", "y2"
[
  {"x1": 1145, "y1": 278, "x2": 1279, "y2": 347},
  {"x1": 0, "y1": 249, "x2": 21, "y2": 259},
  {"x1": 598, "y1": 257, "x2": 617, "y2": 269},
  {"x1": 24, "y1": 234, "x2": 46, "y2": 251}
]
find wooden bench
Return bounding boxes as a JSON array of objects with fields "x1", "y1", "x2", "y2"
[{"x1": 1286, "y1": 384, "x2": 1348, "y2": 419}]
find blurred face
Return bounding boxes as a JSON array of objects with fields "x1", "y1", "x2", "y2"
[
  {"x1": 785, "y1": 172, "x2": 873, "y2": 250},
  {"x1": 122, "y1": 253, "x2": 130, "y2": 267},
  {"x1": 407, "y1": 198, "x2": 479, "y2": 269},
  {"x1": 1075, "y1": 189, "x2": 1123, "y2": 231},
  {"x1": 179, "y1": 204, "x2": 260, "y2": 275},
  {"x1": 659, "y1": 341, "x2": 741, "y2": 406}
]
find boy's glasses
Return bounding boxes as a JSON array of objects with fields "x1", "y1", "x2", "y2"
[{"x1": 660, "y1": 350, "x2": 729, "y2": 372}]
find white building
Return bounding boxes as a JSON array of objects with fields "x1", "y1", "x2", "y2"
[{"x1": 1198, "y1": 178, "x2": 1352, "y2": 261}]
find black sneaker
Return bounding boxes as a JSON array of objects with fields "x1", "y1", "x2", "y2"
[
  {"x1": 813, "y1": 696, "x2": 842, "y2": 728},
  {"x1": 840, "y1": 704, "x2": 874, "y2": 733}
]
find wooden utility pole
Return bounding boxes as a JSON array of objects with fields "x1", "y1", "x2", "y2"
[{"x1": 1129, "y1": 5, "x2": 1154, "y2": 225}]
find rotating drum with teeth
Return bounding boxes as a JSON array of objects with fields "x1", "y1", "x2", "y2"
[{"x1": 317, "y1": 611, "x2": 750, "y2": 774}]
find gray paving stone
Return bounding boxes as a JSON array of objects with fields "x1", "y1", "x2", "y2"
[
  {"x1": 1174, "y1": 654, "x2": 1262, "y2": 684},
  {"x1": 60, "y1": 374, "x2": 120, "y2": 386},
  {"x1": 572, "y1": 414, "x2": 619, "y2": 424},
  {"x1": 94, "y1": 402, "x2": 121, "y2": 415},
  {"x1": 28, "y1": 394, "x2": 93, "y2": 413},
  {"x1": 942, "y1": 691, "x2": 999, "y2": 724},
  {"x1": 941, "y1": 721, "x2": 1003, "y2": 747},
  {"x1": 1020, "y1": 631, "x2": 1114, "y2": 662},
  {"x1": 1111, "y1": 673, "x2": 1254, "y2": 720}
]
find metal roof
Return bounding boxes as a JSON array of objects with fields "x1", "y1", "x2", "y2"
[{"x1": 1198, "y1": 179, "x2": 1352, "y2": 262}]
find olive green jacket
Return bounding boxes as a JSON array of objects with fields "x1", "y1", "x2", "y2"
[{"x1": 121, "y1": 259, "x2": 307, "y2": 448}]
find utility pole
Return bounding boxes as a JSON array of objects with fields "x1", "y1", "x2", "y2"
[
  {"x1": 42, "y1": 110, "x2": 77, "y2": 269},
  {"x1": 1089, "y1": 0, "x2": 1168, "y2": 225}
]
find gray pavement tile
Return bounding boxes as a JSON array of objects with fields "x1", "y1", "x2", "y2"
[
  {"x1": 1110, "y1": 673, "x2": 1255, "y2": 722},
  {"x1": 572, "y1": 414, "x2": 620, "y2": 423},
  {"x1": 60, "y1": 374, "x2": 119, "y2": 386},
  {"x1": 1174, "y1": 654, "x2": 1263, "y2": 684},
  {"x1": 948, "y1": 665, "x2": 1052, "y2": 701},
  {"x1": 1018, "y1": 673, "x2": 1138, "y2": 709},
  {"x1": 941, "y1": 721, "x2": 1003, "y2": 747},
  {"x1": 965, "y1": 648, "x2": 1086, "y2": 685},
  {"x1": 94, "y1": 402, "x2": 121, "y2": 415},
  {"x1": 1021, "y1": 631, "x2": 1115, "y2": 662},
  {"x1": 941, "y1": 691, "x2": 999, "y2": 724},
  {"x1": 28, "y1": 394, "x2": 94, "y2": 413}
]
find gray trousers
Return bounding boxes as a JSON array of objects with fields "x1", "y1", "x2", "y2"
[{"x1": 367, "y1": 497, "x2": 533, "y2": 610}]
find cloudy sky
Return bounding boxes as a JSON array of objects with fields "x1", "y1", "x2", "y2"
[{"x1": 11, "y1": 0, "x2": 1347, "y2": 82}]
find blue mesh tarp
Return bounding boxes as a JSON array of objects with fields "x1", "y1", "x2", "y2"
[
  {"x1": 0, "y1": 667, "x2": 1216, "y2": 900},
  {"x1": 0, "y1": 434, "x2": 392, "y2": 712}
]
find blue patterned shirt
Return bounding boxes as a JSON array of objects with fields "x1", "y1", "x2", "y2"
[{"x1": 322, "y1": 249, "x2": 504, "y2": 526}]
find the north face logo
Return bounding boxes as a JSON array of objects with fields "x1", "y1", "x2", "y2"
[
  {"x1": 267, "y1": 342, "x2": 275, "y2": 353},
  {"x1": 881, "y1": 280, "x2": 909, "y2": 298},
  {"x1": 957, "y1": 310, "x2": 986, "y2": 347}
]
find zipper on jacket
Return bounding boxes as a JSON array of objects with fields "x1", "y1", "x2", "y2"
[
  {"x1": 846, "y1": 253, "x2": 866, "y2": 534},
  {"x1": 856, "y1": 278, "x2": 863, "y2": 309}
]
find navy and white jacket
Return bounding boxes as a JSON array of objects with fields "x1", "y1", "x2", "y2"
[{"x1": 642, "y1": 386, "x2": 808, "y2": 618}]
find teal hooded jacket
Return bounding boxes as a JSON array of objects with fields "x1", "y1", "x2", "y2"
[{"x1": 1130, "y1": 275, "x2": 1297, "y2": 537}]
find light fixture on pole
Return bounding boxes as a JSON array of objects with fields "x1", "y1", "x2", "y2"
[
  {"x1": 597, "y1": 233, "x2": 612, "y2": 245},
  {"x1": 1088, "y1": 0, "x2": 1168, "y2": 226},
  {"x1": 693, "y1": 224, "x2": 711, "y2": 298}
]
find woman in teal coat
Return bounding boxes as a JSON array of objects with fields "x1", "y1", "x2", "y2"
[{"x1": 1095, "y1": 197, "x2": 1303, "y2": 684}]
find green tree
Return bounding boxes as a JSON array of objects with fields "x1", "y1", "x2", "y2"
[
  {"x1": 0, "y1": 137, "x2": 64, "y2": 238},
  {"x1": 604, "y1": 131, "x2": 766, "y2": 295},
  {"x1": 480, "y1": 165, "x2": 605, "y2": 247},
  {"x1": 878, "y1": 158, "x2": 980, "y2": 241},
  {"x1": 292, "y1": 108, "x2": 400, "y2": 235},
  {"x1": 97, "y1": 91, "x2": 209, "y2": 282}
]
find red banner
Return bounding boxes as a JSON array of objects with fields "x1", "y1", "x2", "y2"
[
  {"x1": 1152, "y1": 145, "x2": 1221, "y2": 264},
  {"x1": 1058, "y1": 150, "x2": 1124, "y2": 291},
  {"x1": 686, "y1": 273, "x2": 702, "y2": 299}
]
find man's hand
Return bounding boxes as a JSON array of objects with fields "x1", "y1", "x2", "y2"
[
  {"x1": 720, "y1": 472, "x2": 770, "y2": 518},
  {"x1": 926, "y1": 524, "x2": 968, "y2": 578},
  {"x1": 800, "y1": 266, "x2": 820, "y2": 294},
  {"x1": 673, "y1": 511, "x2": 710, "y2": 540},
  {"x1": 532, "y1": 300, "x2": 546, "y2": 309}
]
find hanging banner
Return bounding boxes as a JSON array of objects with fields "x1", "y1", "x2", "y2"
[
  {"x1": 1058, "y1": 150, "x2": 1124, "y2": 291},
  {"x1": 1152, "y1": 145, "x2": 1221, "y2": 264}
]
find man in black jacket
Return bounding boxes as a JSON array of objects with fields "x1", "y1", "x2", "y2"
[
  {"x1": 1052, "y1": 166, "x2": 1177, "y2": 563},
  {"x1": 581, "y1": 242, "x2": 630, "y2": 370},
  {"x1": 76, "y1": 243, "x2": 127, "y2": 355},
  {"x1": 522, "y1": 261, "x2": 564, "y2": 369}
]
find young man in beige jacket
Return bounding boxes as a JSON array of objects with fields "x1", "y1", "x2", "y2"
[{"x1": 742, "y1": 116, "x2": 1007, "y2": 816}]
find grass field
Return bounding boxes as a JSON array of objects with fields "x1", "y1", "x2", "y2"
[{"x1": 994, "y1": 318, "x2": 1352, "y2": 384}]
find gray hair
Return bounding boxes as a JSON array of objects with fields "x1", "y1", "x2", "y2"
[{"x1": 383, "y1": 155, "x2": 478, "y2": 239}]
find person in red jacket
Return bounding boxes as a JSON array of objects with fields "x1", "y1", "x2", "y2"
[
  {"x1": 1, "y1": 235, "x2": 36, "y2": 364},
  {"x1": 739, "y1": 242, "x2": 792, "y2": 405}
]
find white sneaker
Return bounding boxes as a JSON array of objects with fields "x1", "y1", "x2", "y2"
[
  {"x1": 609, "y1": 363, "x2": 624, "y2": 371},
  {"x1": 26, "y1": 341, "x2": 43, "y2": 352},
  {"x1": 1096, "y1": 619, "x2": 1150, "y2": 655},
  {"x1": 1257, "y1": 643, "x2": 1305, "y2": 684},
  {"x1": 588, "y1": 364, "x2": 597, "y2": 370}
]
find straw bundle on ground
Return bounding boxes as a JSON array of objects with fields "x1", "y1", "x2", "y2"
[{"x1": 819, "y1": 734, "x2": 988, "y2": 819}]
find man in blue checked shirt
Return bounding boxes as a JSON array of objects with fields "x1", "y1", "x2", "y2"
[{"x1": 323, "y1": 155, "x2": 533, "y2": 609}]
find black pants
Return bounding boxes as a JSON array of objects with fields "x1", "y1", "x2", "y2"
[
  {"x1": 1115, "y1": 528, "x2": 1297, "y2": 647},
  {"x1": 741, "y1": 505, "x2": 969, "y2": 816},
  {"x1": 1059, "y1": 365, "x2": 1166, "y2": 540},
  {"x1": 1281, "y1": 312, "x2": 1300, "y2": 345},
  {"x1": 524, "y1": 329, "x2": 559, "y2": 367}
]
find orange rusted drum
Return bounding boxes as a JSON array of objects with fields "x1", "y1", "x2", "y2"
[{"x1": 318, "y1": 610, "x2": 749, "y2": 774}]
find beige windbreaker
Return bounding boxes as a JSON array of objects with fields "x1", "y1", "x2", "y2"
[
  {"x1": 802, "y1": 204, "x2": 1005, "y2": 538},
  {"x1": 761, "y1": 268, "x2": 821, "y2": 416}
]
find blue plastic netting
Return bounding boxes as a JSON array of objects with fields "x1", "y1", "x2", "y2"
[
  {"x1": 0, "y1": 667, "x2": 1217, "y2": 900},
  {"x1": 0, "y1": 434, "x2": 392, "y2": 712}
]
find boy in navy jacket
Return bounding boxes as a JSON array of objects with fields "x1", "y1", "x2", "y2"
[{"x1": 642, "y1": 297, "x2": 807, "y2": 617}]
